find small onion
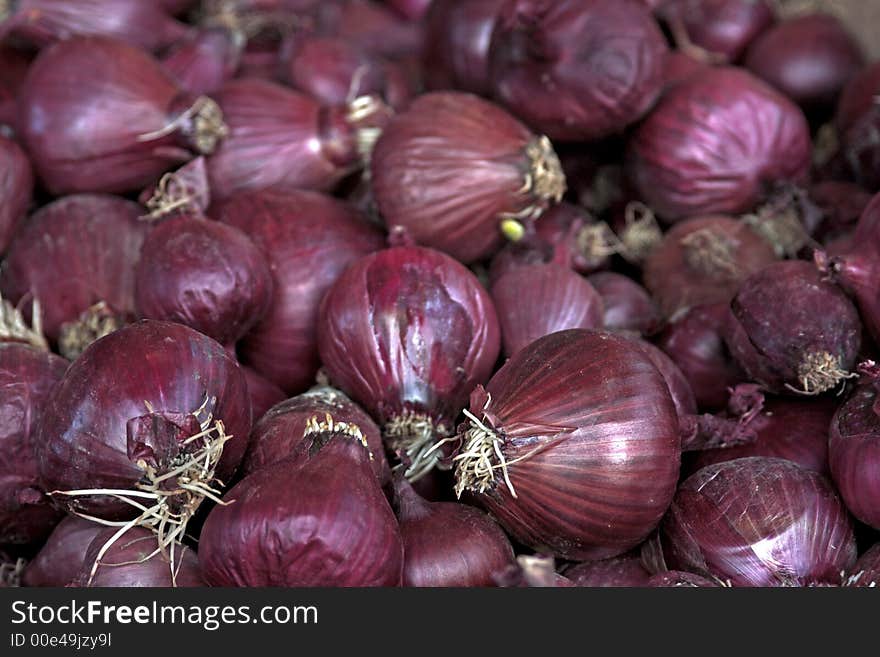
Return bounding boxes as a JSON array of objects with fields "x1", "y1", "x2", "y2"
[
  {"x1": 724, "y1": 259, "x2": 862, "y2": 395},
  {"x1": 211, "y1": 189, "x2": 385, "y2": 393},
  {"x1": 659, "y1": 457, "x2": 857, "y2": 587},
  {"x1": 564, "y1": 553, "x2": 652, "y2": 587},
  {"x1": 835, "y1": 62, "x2": 880, "y2": 190},
  {"x1": 491, "y1": 263, "x2": 604, "y2": 358},
  {"x1": 810, "y1": 180, "x2": 872, "y2": 245},
  {"x1": 200, "y1": 431, "x2": 404, "y2": 587},
  {"x1": 314, "y1": 0, "x2": 424, "y2": 60},
  {"x1": 626, "y1": 67, "x2": 811, "y2": 223},
  {"x1": 370, "y1": 91, "x2": 566, "y2": 265},
  {"x1": 451, "y1": 329, "x2": 680, "y2": 561},
  {"x1": 393, "y1": 475, "x2": 515, "y2": 587},
  {"x1": 161, "y1": 26, "x2": 244, "y2": 96},
  {"x1": 845, "y1": 543, "x2": 880, "y2": 587},
  {"x1": 21, "y1": 516, "x2": 103, "y2": 587},
  {"x1": 317, "y1": 245, "x2": 501, "y2": 478},
  {"x1": 587, "y1": 272, "x2": 663, "y2": 337},
  {"x1": 18, "y1": 36, "x2": 226, "y2": 196},
  {"x1": 0, "y1": 134, "x2": 33, "y2": 256},
  {"x1": 488, "y1": 0, "x2": 668, "y2": 142}
]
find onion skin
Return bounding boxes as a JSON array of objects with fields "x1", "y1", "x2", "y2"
[
  {"x1": 0, "y1": 46, "x2": 32, "y2": 128},
  {"x1": 385, "y1": 0, "x2": 432, "y2": 21},
  {"x1": 314, "y1": 0, "x2": 424, "y2": 61},
  {"x1": 810, "y1": 181, "x2": 872, "y2": 245},
  {"x1": 724, "y1": 259, "x2": 862, "y2": 395},
  {"x1": 241, "y1": 366, "x2": 286, "y2": 425},
  {"x1": 491, "y1": 263, "x2": 603, "y2": 358},
  {"x1": 393, "y1": 476, "x2": 515, "y2": 587},
  {"x1": 845, "y1": 543, "x2": 880, "y2": 587},
  {"x1": 835, "y1": 62, "x2": 880, "y2": 190},
  {"x1": 647, "y1": 571, "x2": 720, "y2": 587},
  {"x1": 0, "y1": 194, "x2": 148, "y2": 347},
  {"x1": 660, "y1": 457, "x2": 857, "y2": 587},
  {"x1": 134, "y1": 216, "x2": 274, "y2": 347},
  {"x1": 743, "y1": 14, "x2": 864, "y2": 117},
  {"x1": 587, "y1": 272, "x2": 662, "y2": 337},
  {"x1": 241, "y1": 386, "x2": 390, "y2": 487},
  {"x1": 662, "y1": 52, "x2": 707, "y2": 90},
  {"x1": 18, "y1": 37, "x2": 222, "y2": 196},
  {"x1": 643, "y1": 215, "x2": 777, "y2": 320},
  {"x1": 565, "y1": 553, "x2": 652, "y2": 587},
  {"x1": 0, "y1": 344, "x2": 68, "y2": 547},
  {"x1": 162, "y1": 27, "x2": 244, "y2": 97},
  {"x1": 454, "y1": 329, "x2": 680, "y2": 561},
  {"x1": 199, "y1": 435, "x2": 404, "y2": 587},
  {"x1": 635, "y1": 340, "x2": 697, "y2": 422},
  {"x1": 36, "y1": 320, "x2": 252, "y2": 519},
  {"x1": 489, "y1": 0, "x2": 668, "y2": 142},
  {"x1": 370, "y1": 91, "x2": 566, "y2": 265},
  {"x1": 72, "y1": 527, "x2": 203, "y2": 587},
  {"x1": 0, "y1": 134, "x2": 33, "y2": 256},
  {"x1": 21, "y1": 516, "x2": 104, "y2": 587},
  {"x1": 626, "y1": 67, "x2": 811, "y2": 223},
  {"x1": 211, "y1": 189, "x2": 385, "y2": 393}
]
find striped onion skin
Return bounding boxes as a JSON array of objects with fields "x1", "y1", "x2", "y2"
[
  {"x1": 660, "y1": 457, "x2": 857, "y2": 587},
  {"x1": 453, "y1": 328, "x2": 681, "y2": 561},
  {"x1": 829, "y1": 382, "x2": 880, "y2": 530},
  {"x1": 845, "y1": 543, "x2": 880, "y2": 587}
]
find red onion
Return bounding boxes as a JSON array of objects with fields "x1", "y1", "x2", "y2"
[
  {"x1": 657, "y1": 303, "x2": 745, "y2": 411},
  {"x1": 659, "y1": 457, "x2": 857, "y2": 586},
  {"x1": 647, "y1": 571, "x2": 720, "y2": 587},
  {"x1": 18, "y1": 37, "x2": 227, "y2": 196},
  {"x1": 643, "y1": 215, "x2": 777, "y2": 320},
  {"x1": 493, "y1": 555, "x2": 574, "y2": 587},
  {"x1": 423, "y1": 0, "x2": 503, "y2": 95},
  {"x1": 21, "y1": 516, "x2": 103, "y2": 587},
  {"x1": 835, "y1": 62, "x2": 880, "y2": 190},
  {"x1": 371, "y1": 91, "x2": 565, "y2": 265},
  {"x1": 200, "y1": 431, "x2": 404, "y2": 586},
  {"x1": 828, "y1": 367, "x2": 880, "y2": 531},
  {"x1": 162, "y1": 26, "x2": 244, "y2": 97},
  {"x1": 392, "y1": 475, "x2": 515, "y2": 587},
  {"x1": 662, "y1": 51, "x2": 708, "y2": 90},
  {"x1": 488, "y1": 0, "x2": 668, "y2": 142},
  {"x1": 0, "y1": 0, "x2": 190, "y2": 52},
  {"x1": 845, "y1": 543, "x2": 880, "y2": 587},
  {"x1": 0, "y1": 343, "x2": 68, "y2": 547},
  {"x1": 635, "y1": 339, "x2": 697, "y2": 419},
  {"x1": 451, "y1": 329, "x2": 680, "y2": 561},
  {"x1": 627, "y1": 67, "x2": 812, "y2": 223},
  {"x1": 241, "y1": 366, "x2": 286, "y2": 424},
  {"x1": 0, "y1": 46, "x2": 31, "y2": 128},
  {"x1": 242, "y1": 385, "x2": 390, "y2": 487},
  {"x1": 725, "y1": 259, "x2": 862, "y2": 395},
  {"x1": 385, "y1": 0, "x2": 432, "y2": 21},
  {"x1": 314, "y1": 0, "x2": 424, "y2": 60},
  {"x1": 587, "y1": 272, "x2": 663, "y2": 337},
  {"x1": 0, "y1": 194, "x2": 148, "y2": 358},
  {"x1": 744, "y1": 14, "x2": 863, "y2": 116},
  {"x1": 491, "y1": 263, "x2": 604, "y2": 358},
  {"x1": 810, "y1": 180, "x2": 872, "y2": 244},
  {"x1": 134, "y1": 216, "x2": 274, "y2": 348},
  {"x1": 211, "y1": 189, "x2": 385, "y2": 393},
  {"x1": 564, "y1": 553, "x2": 651, "y2": 587},
  {"x1": 318, "y1": 245, "x2": 501, "y2": 478},
  {"x1": 73, "y1": 527, "x2": 203, "y2": 587},
  {"x1": 36, "y1": 320, "x2": 251, "y2": 553},
  {"x1": 0, "y1": 134, "x2": 33, "y2": 256},
  {"x1": 658, "y1": 0, "x2": 775, "y2": 63}
]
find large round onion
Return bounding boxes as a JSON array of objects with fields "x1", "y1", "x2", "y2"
[
  {"x1": 161, "y1": 25, "x2": 244, "y2": 97},
  {"x1": 660, "y1": 457, "x2": 857, "y2": 586},
  {"x1": 626, "y1": 67, "x2": 811, "y2": 223},
  {"x1": 488, "y1": 0, "x2": 668, "y2": 142},
  {"x1": 370, "y1": 91, "x2": 566, "y2": 265},
  {"x1": 451, "y1": 329, "x2": 681, "y2": 561},
  {"x1": 0, "y1": 134, "x2": 33, "y2": 256}
]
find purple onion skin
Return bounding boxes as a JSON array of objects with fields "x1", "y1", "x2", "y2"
[
  {"x1": 724, "y1": 260, "x2": 862, "y2": 395},
  {"x1": 317, "y1": 246, "x2": 501, "y2": 431},
  {"x1": 36, "y1": 320, "x2": 252, "y2": 519},
  {"x1": 647, "y1": 571, "x2": 720, "y2": 587},
  {"x1": 662, "y1": 52, "x2": 708, "y2": 90},
  {"x1": 688, "y1": 395, "x2": 836, "y2": 476},
  {"x1": 489, "y1": 0, "x2": 668, "y2": 142},
  {"x1": 0, "y1": 134, "x2": 33, "y2": 256},
  {"x1": 423, "y1": 0, "x2": 504, "y2": 96},
  {"x1": 211, "y1": 189, "x2": 385, "y2": 394},
  {"x1": 627, "y1": 67, "x2": 812, "y2": 223},
  {"x1": 845, "y1": 543, "x2": 880, "y2": 587},
  {"x1": 457, "y1": 329, "x2": 681, "y2": 561},
  {"x1": 587, "y1": 272, "x2": 663, "y2": 337},
  {"x1": 371, "y1": 91, "x2": 564, "y2": 265},
  {"x1": 660, "y1": 457, "x2": 857, "y2": 587},
  {"x1": 241, "y1": 386, "x2": 390, "y2": 487},
  {"x1": 634, "y1": 339, "x2": 698, "y2": 421},
  {"x1": 162, "y1": 27, "x2": 243, "y2": 97},
  {"x1": 565, "y1": 553, "x2": 652, "y2": 587},
  {"x1": 241, "y1": 366, "x2": 286, "y2": 425},
  {"x1": 385, "y1": 0, "x2": 432, "y2": 21},
  {"x1": 2, "y1": 0, "x2": 190, "y2": 52},
  {"x1": 0, "y1": 46, "x2": 32, "y2": 128},
  {"x1": 744, "y1": 14, "x2": 864, "y2": 117},
  {"x1": 657, "y1": 303, "x2": 745, "y2": 411},
  {"x1": 491, "y1": 264, "x2": 604, "y2": 358},
  {"x1": 394, "y1": 477, "x2": 515, "y2": 587},
  {"x1": 835, "y1": 62, "x2": 880, "y2": 190},
  {"x1": 829, "y1": 383, "x2": 880, "y2": 530},
  {"x1": 73, "y1": 527, "x2": 203, "y2": 587},
  {"x1": 0, "y1": 344, "x2": 68, "y2": 547},
  {"x1": 135, "y1": 216, "x2": 274, "y2": 347},
  {"x1": 0, "y1": 194, "x2": 148, "y2": 344},
  {"x1": 643, "y1": 215, "x2": 777, "y2": 320},
  {"x1": 22, "y1": 516, "x2": 104, "y2": 587},
  {"x1": 200, "y1": 437, "x2": 404, "y2": 587},
  {"x1": 18, "y1": 37, "x2": 209, "y2": 196},
  {"x1": 811, "y1": 181, "x2": 872, "y2": 245},
  {"x1": 314, "y1": 0, "x2": 424, "y2": 61}
]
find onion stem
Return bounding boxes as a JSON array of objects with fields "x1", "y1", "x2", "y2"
[
  {"x1": 0, "y1": 294, "x2": 48, "y2": 352},
  {"x1": 788, "y1": 351, "x2": 857, "y2": 395},
  {"x1": 385, "y1": 410, "x2": 446, "y2": 482},
  {"x1": 57, "y1": 302, "x2": 124, "y2": 361}
]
